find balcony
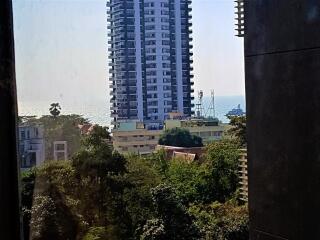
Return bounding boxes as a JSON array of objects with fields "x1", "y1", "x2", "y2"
[{"x1": 110, "y1": 111, "x2": 118, "y2": 117}]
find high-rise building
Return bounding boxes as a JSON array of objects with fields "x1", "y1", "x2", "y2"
[{"x1": 107, "y1": 0, "x2": 194, "y2": 123}]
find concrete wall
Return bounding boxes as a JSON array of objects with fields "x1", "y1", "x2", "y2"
[
  {"x1": 164, "y1": 120, "x2": 230, "y2": 143},
  {"x1": 245, "y1": 1, "x2": 320, "y2": 239},
  {"x1": 112, "y1": 129, "x2": 162, "y2": 154}
]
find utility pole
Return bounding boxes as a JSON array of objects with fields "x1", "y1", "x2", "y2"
[{"x1": 0, "y1": 0, "x2": 23, "y2": 239}]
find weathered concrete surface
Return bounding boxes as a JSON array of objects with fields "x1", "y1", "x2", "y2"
[
  {"x1": 0, "y1": 0, "x2": 22, "y2": 239},
  {"x1": 245, "y1": 0, "x2": 320, "y2": 56},
  {"x1": 245, "y1": 1, "x2": 320, "y2": 239}
]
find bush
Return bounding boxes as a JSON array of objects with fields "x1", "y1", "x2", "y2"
[
  {"x1": 83, "y1": 227, "x2": 119, "y2": 240},
  {"x1": 166, "y1": 159, "x2": 207, "y2": 204},
  {"x1": 189, "y1": 201, "x2": 249, "y2": 240},
  {"x1": 141, "y1": 184, "x2": 201, "y2": 240}
]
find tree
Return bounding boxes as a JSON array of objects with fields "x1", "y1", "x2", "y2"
[
  {"x1": 140, "y1": 219, "x2": 166, "y2": 240},
  {"x1": 123, "y1": 155, "x2": 162, "y2": 238},
  {"x1": 49, "y1": 103, "x2": 61, "y2": 117},
  {"x1": 30, "y1": 161, "x2": 80, "y2": 239},
  {"x1": 189, "y1": 201, "x2": 249, "y2": 240},
  {"x1": 141, "y1": 184, "x2": 200, "y2": 240},
  {"x1": 82, "y1": 125, "x2": 111, "y2": 147},
  {"x1": 21, "y1": 169, "x2": 37, "y2": 239},
  {"x1": 83, "y1": 225, "x2": 127, "y2": 240},
  {"x1": 165, "y1": 159, "x2": 207, "y2": 204},
  {"x1": 72, "y1": 125, "x2": 132, "y2": 239},
  {"x1": 29, "y1": 195, "x2": 60, "y2": 240},
  {"x1": 83, "y1": 227, "x2": 110, "y2": 240},
  {"x1": 148, "y1": 149, "x2": 169, "y2": 178},
  {"x1": 20, "y1": 122, "x2": 245, "y2": 240},
  {"x1": 227, "y1": 115, "x2": 246, "y2": 147},
  {"x1": 161, "y1": 140, "x2": 240, "y2": 204},
  {"x1": 204, "y1": 140, "x2": 240, "y2": 202},
  {"x1": 158, "y1": 128, "x2": 203, "y2": 148},
  {"x1": 73, "y1": 125, "x2": 126, "y2": 177},
  {"x1": 29, "y1": 188, "x2": 79, "y2": 240}
]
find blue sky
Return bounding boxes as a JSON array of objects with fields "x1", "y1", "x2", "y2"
[{"x1": 12, "y1": 0, "x2": 245, "y2": 106}]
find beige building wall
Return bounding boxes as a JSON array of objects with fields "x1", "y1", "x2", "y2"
[
  {"x1": 164, "y1": 119, "x2": 231, "y2": 144},
  {"x1": 112, "y1": 119, "x2": 231, "y2": 155},
  {"x1": 112, "y1": 129, "x2": 162, "y2": 154}
]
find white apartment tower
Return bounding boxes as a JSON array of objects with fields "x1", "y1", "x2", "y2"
[{"x1": 108, "y1": 0, "x2": 194, "y2": 123}]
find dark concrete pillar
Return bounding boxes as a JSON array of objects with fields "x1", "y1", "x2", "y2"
[
  {"x1": 245, "y1": 1, "x2": 320, "y2": 239},
  {"x1": 0, "y1": 0, "x2": 23, "y2": 239}
]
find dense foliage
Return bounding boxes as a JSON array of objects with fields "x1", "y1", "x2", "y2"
[
  {"x1": 164, "y1": 140, "x2": 240, "y2": 204},
  {"x1": 141, "y1": 184, "x2": 200, "y2": 240},
  {"x1": 227, "y1": 115, "x2": 246, "y2": 147},
  {"x1": 204, "y1": 140, "x2": 240, "y2": 202},
  {"x1": 189, "y1": 201, "x2": 249, "y2": 240},
  {"x1": 21, "y1": 125, "x2": 248, "y2": 240},
  {"x1": 158, "y1": 128, "x2": 203, "y2": 147}
]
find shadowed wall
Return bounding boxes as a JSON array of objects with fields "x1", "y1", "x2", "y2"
[
  {"x1": 0, "y1": 0, "x2": 22, "y2": 239},
  {"x1": 245, "y1": 1, "x2": 320, "y2": 239}
]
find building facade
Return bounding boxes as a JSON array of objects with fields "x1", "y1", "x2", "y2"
[
  {"x1": 18, "y1": 124, "x2": 45, "y2": 169},
  {"x1": 112, "y1": 118, "x2": 230, "y2": 155},
  {"x1": 108, "y1": 0, "x2": 194, "y2": 123},
  {"x1": 53, "y1": 141, "x2": 68, "y2": 161},
  {"x1": 112, "y1": 121, "x2": 163, "y2": 154},
  {"x1": 241, "y1": 1, "x2": 320, "y2": 238},
  {"x1": 164, "y1": 118, "x2": 230, "y2": 144}
]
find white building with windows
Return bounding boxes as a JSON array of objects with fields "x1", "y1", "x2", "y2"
[
  {"x1": 108, "y1": 0, "x2": 194, "y2": 123},
  {"x1": 18, "y1": 124, "x2": 45, "y2": 169},
  {"x1": 112, "y1": 121, "x2": 163, "y2": 154}
]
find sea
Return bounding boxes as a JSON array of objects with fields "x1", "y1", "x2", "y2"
[{"x1": 18, "y1": 96, "x2": 246, "y2": 126}]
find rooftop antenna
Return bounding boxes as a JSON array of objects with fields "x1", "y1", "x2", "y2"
[
  {"x1": 195, "y1": 90, "x2": 204, "y2": 118},
  {"x1": 206, "y1": 89, "x2": 216, "y2": 119}
]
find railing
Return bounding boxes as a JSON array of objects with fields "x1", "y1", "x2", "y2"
[
  {"x1": 235, "y1": 0, "x2": 245, "y2": 37},
  {"x1": 238, "y1": 148, "x2": 248, "y2": 202}
]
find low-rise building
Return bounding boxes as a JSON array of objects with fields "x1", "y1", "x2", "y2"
[
  {"x1": 112, "y1": 114, "x2": 231, "y2": 155},
  {"x1": 112, "y1": 121, "x2": 163, "y2": 155},
  {"x1": 164, "y1": 117, "x2": 230, "y2": 144},
  {"x1": 18, "y1": 124, "x2": 45, "y2": 169}
]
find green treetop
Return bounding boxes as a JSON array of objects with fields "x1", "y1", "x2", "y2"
[
  {"x1": 158, "y1": 128, "x2": 203, "y2": 148},
  {"x1": 49, "y1": 103, "x2": 61, "y2": 118}
]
